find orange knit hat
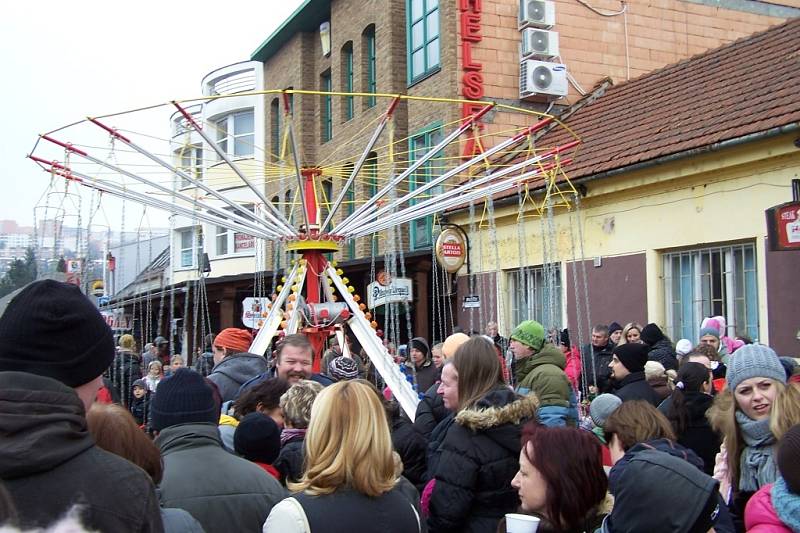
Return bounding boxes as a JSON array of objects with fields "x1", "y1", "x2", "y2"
[{"x1": 214, "y1": 328, "x2": 253, "y2": 354}]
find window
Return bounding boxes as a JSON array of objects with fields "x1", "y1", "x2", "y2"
[
  {"x1": 216, "y1": 225, "x2": 228, "y2": 256},
  {"x1": 508, "y1": 265, "x2": 563, "y2": 329},
  {"x1": 178, "y1": 145, "x2": 203, "y2": 188},
  {"x1": 214, "y1": 110, "x2": 254, "y2": 159},
  {"x1": 363, "y1": 26, "x2": 377, "y2": 108},
  {"x1": 407, "y1": 0, "x2": 440, "y2": 83},
  {"x1": 409, "y1": 125, "x2": 444, "y2": 250},
  {"x1": 270, "y1": 98, "x2": 280, "y2": 161},
  {"x1": 342, "y1": 42, "x2": 354, "y2": 121},
  {"x1": 320, "y1": 178, "x2": 333, "y2": 223},
  {"x1": 663, "y1": 243, "x2": 758, "y2": 342},
  {"x1": 321, "y1": 70, "x2": 332, "y2": 142},
  {"x1": 179, "y1": 229, "x2": 197, "y2": 268}
]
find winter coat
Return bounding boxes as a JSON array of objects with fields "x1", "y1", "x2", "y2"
[
  {"x1": 414, "y1": 383, "x2": 449, "y2": 438},
  {"x1": 413, "y1": 360, "x2": 439, "y2": 396},
  {"x1": 390, "y1": 406, "x2": 428, "y2": 489},
  {"x1": 514, "y1": 344, "x2": 575, "y2": 426},
  {"x1": 274, "y1": 434, "x2": 306, "y2": 485},
  {"x1": 263, "y1": 487, "x2": 421, "y2": 533},
  {"x1": 564, "y1": 346, "x2": 582, "y2": 389},
  {"x1": 647, "y1": 374, "x2": 671, "y2": 402},
  {"x1": 160, "y1": 508, "x2": 206, "y2": 533},
  {"x1": 0, "y1": 371, "x2": 163, "y2": 533},
  {"x1": 658, "y1": 392, "x2": 720, "y2": 475},
  {"x1": 424, "y1": 413, "x2": 456, "y2": 483},
  {"x1": 130, "y1": 393, "x2": 152, "y2": 427},
  {"x1": 608, "y1": 438, "x2": 705, "y2": 495},
  {"x1": 745, "y1": 479, "x2": 799, "y2": 533},
  {"x1": 109, "y1": 349, "x2": 143, "y2": 405},
  {"x1": 580, "y1": 342, "x2": 614, "y2": 394},
  {"x1": 647, "y1": 338, "x2": 678, "y2": 371},
  {"x1": 207, "y1": 352, "x2": 269, "y2": 403},
  {"x1": 427, "y1": 388, "x2": 538, "y2": 533},
  {"x1": 156, "y1": 422, "x2": 286, "y2": 533},
  {"x1": 513, "y1": 344, "x2": 571, "y2": 407},
  {"x1": 612, "y1": 371, "x2": 662, "y2": 406}
]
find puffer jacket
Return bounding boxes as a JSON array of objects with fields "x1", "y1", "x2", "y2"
[
  {"x1": 414, "y1": 382, "x2": 449, "y2": 438},
  {"x1": 389, "y1": 403, "x2": 428, "y2": 489},
  {"x1": 647, "y1": 338, "x2": 678, "y2": 371},
  {"x1": 745, "y1": 479, "x2": 799, "y2": 533},
  {"x1": 0, "y1": 372, "x2": 163, "y2": 533},
  {"x1": 428, "y1": 387, "x2": 538, "y2": 533},
  {"x1": 155, "y1": 422, "x2": 286, "y2": 532},
  {"x1": 207, "y1": 352, "x2": 268, "y2": 403},
  {"x1": 513, "y1": 344, "x2": 571, "y2": 407}
]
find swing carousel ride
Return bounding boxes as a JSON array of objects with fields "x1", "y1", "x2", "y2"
[{"x1": 27, "y1": 90, "x2": 585, "y2": 418}]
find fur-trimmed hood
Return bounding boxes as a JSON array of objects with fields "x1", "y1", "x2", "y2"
[{"x1": 456, "y1": 387, "x2": 539, "y2": 431}]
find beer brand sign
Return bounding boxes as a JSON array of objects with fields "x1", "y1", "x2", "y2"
[
  {"x1": 435, "y1": 227, "x2": 467, "y2": 273},
  {"x1": 460, "y1": 0, "x2": 487, "y2": 158}
]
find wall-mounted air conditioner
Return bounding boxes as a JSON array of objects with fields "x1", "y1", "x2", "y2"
[
  {"x1": 521, "y1": 28, "x2": 559, "y2": 59},
  {"x1": 519, "y1": 0, "x2": 555, "y2": 30},
  {"x1": 520, "y1": 60, "x2": 568, "y2": 100}
]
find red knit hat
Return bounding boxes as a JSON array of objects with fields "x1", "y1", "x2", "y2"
[{"x1": 214, "y1": 328, "x2": 253, "y2": 354}]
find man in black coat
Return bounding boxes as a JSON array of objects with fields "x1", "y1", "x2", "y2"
[
  {"x1": 0, "y1": 280, "x2": 163, "y2": 532},
  {"x1": 581, "y1": 324, "x2": 615, "y2": 395},
  {"x1": 608, "y1": 343, "x2": 661, "y2": 406}
]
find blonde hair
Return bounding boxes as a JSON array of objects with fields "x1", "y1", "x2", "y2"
[
  {"x1": 770, "y1": 382, "x2": 800, "y2": 440},
  {"x1": 170, "y1": 354, "x2": 184, "y2": 365},
  {"x1": 291, "y1": 381, "x2": 395, "y2": 497},
  {"x1": 708, "y1": 379, "x2": 787, "y2": 488},
  {"x1": 280, "y1": 380, "x2": 323, "y2": 429},
  {"x1": 118, "y1": 334, "x2": 136, "y2": 351},
  {"x1": 617, "y1": 322, "x2": 644, "y2": 346}
]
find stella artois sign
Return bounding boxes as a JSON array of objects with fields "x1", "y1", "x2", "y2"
[{"x1": 435, "y1": 227, "x2": 467, "y2": 273}]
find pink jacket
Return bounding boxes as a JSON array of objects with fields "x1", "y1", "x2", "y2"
[
  {"x1": 744, "y1": 484, "x2": 793, "y2": 533},
  {"x1": 564, "y1": 346, "x2": 582, "y2": 390}
]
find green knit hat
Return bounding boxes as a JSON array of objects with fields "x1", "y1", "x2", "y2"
[{"x1": 510, "y1": 320, "x2": 545, "y2": 351}]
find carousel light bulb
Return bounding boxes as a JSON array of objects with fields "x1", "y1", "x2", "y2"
[
  {"x1": 353, "y1": 295, "x2": 361, "y2": 302},
  {"x1": 292, "y1": 285, "x2": 299, "y2": 292},
  {"x1": 276, "y1": 285, "x2": 283, "y2": 292},
  {"x1": 280, "y1": 321, "x2": 288, "y2": 329},
  {"x1": 288, "y1": 294, "x2": 296, "y2": 302},
  {"x1": 365, "y1": 312, "x2": 372, "y2": 320},
  {"x1": 331, "y1": 260, "x2": 338, "y2": 267},
  {"x1": 359, "y1": 303, "x2": 366, "y2": 310},
  {"x1": 370, "y1": 321, "x2": 378, "y2": 328},
  {"x1": 342, "y1": 277, "x2": 349, "y2": 284},
  {"x1": 281, "y1": 276, "x2": 287, "y2": 283},
  {"x1": 336, "y1": 269, "x2": 343, "y2": 276},
  {"x1": 347, "y1": 286, "x2": 355, "y2": 293}
]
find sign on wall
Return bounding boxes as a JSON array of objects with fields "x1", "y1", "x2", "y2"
[
  {"x1": 235, "y1": 233, "x2": 255, "y2": 252},
  {"x1": 367, "y1": 277, "x2": 413, "y2": 308},
  {"x1": 435, "y1": 227, "x2": 467, "y2": 273},
  {"x1": 766, "y1": 201, "x2": 800, "y2": 251}
]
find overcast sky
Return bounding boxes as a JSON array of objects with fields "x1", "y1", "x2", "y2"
[{"x1": 0, "y1": 1, "x2": 303, "y2": 230}]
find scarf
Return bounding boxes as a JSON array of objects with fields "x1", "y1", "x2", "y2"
[
  {"x1": 736, "y1": 410, "x2": 777, "y2": 492},
  {"x1": 772, "y1": 477, "x2": 800, "y2": 532},
  {"x1": 280, "y1": 427, "x2": 306, "y2": 447}
]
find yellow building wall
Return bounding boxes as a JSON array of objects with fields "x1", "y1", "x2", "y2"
[{"x1": 451, "y1": 133, "x2": 800, "y2": 342}]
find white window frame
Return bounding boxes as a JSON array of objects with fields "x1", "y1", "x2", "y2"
[
  {"x1": 213, "y1": 110, "x2": 254, "y2": 160},
  {"x1": 178, "y1": 145, "x2": 203, "y2": 188},
  {"x1": 211, "y1": 204, "x2": 256, "y2": 259},
  {"x1": 663, "y1": 242, "x2": 759, "y2": 342},
  {"x1": 177, "y1": 227, "x2": 201, "y2": 270}
]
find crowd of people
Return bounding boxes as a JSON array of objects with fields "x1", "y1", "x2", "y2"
[{"x1": 0, "y1": 279, "x2": 798, "y2": 533}]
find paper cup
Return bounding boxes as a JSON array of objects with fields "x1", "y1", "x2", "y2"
[{"x1": 505, "y1": 513, "x2": 540, "y2": 533}]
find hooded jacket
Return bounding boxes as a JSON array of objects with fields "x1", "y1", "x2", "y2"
[
  {"x1": 513, "y1": 343, "x2": 571, "y2": 408},
  {"x1": 612, "y1": 371, "x2": 662, "y2": 406},
  {"x1": 207, "y1": 351, "x2": 268, "y2": 403},
  {"x1": 156, "y1": 422, "x2": 286, "y2": 532},
  {"x1": 0, "y1": 372, "x2": 163, "y2": 533},
  {"x1": 580, "y1": 342, "x2": 614, "y2": 394},
  {"x1": 428, "y1": 388, "x2": 538, "y2": 533}
]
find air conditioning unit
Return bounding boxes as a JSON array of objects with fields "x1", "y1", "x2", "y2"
[
  {"x1": 519, "y1": 0, "x2": 555, "y2": 30},
  {"x1": 521, "y1": 28, "x2": 559, "y2": 59},
  {"x1": 520, "y1": 60, "x2": 568, "y2": 100}
]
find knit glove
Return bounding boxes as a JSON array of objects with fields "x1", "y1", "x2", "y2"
[{"x1": 713, "y1": 441, "x2": 732, "y2": 503}]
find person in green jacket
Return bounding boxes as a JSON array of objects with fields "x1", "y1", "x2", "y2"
[{"x1": 510, "y1": 320, "x2": 577, "y2": 427}]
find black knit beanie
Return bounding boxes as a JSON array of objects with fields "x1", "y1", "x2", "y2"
[
  {"x1": 234, "y1": 412, "x2": 281, "y2": 464},
  {"x1": 150, "y1": 368, "x2": 219, "y2": 431},
  {"x1": 777, "y1": 424, "x2": 800, "y2": 494},
  {"x1": 410, "y1": 338, "x2": 429, "y2": 357},
  {"x1": 0, "y1": 280, "x2": 114, "y2": 387},
  {"x1": 613, "y1": 343, "x2": 649, "y2": 373},
  {"x1": 640, "y1": 323, "x2": 665, "y2": 346}
]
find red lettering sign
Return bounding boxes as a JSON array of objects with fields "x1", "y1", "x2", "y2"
[
  {"x1": 460, "y1": 0, "x2": 486, "y2": 158},
  {"x1": 442, "y1": 242, "x2": 463, "y2": 257}
]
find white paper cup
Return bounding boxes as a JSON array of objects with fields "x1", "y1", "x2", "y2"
[{"x1": 505, "y1": 513, "x2": 540, "y2": 533}]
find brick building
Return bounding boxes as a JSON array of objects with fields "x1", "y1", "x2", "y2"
[{"x1": 247, "y1": 0, "x2": 798, "y2": 343}]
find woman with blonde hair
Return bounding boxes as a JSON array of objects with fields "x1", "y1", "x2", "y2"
[
  {"x1": 708, "y1": 344, "x2": 790, "y2": 529},
  {"x1": 427, "y1": 336, "x2": 538, "y2": 533},
  {"x1": 616, "y1": 322, "x2": 644, "y2": 346},
  {"x1": 263, "y1": 380, "x2": 420, "y2": 533}
]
